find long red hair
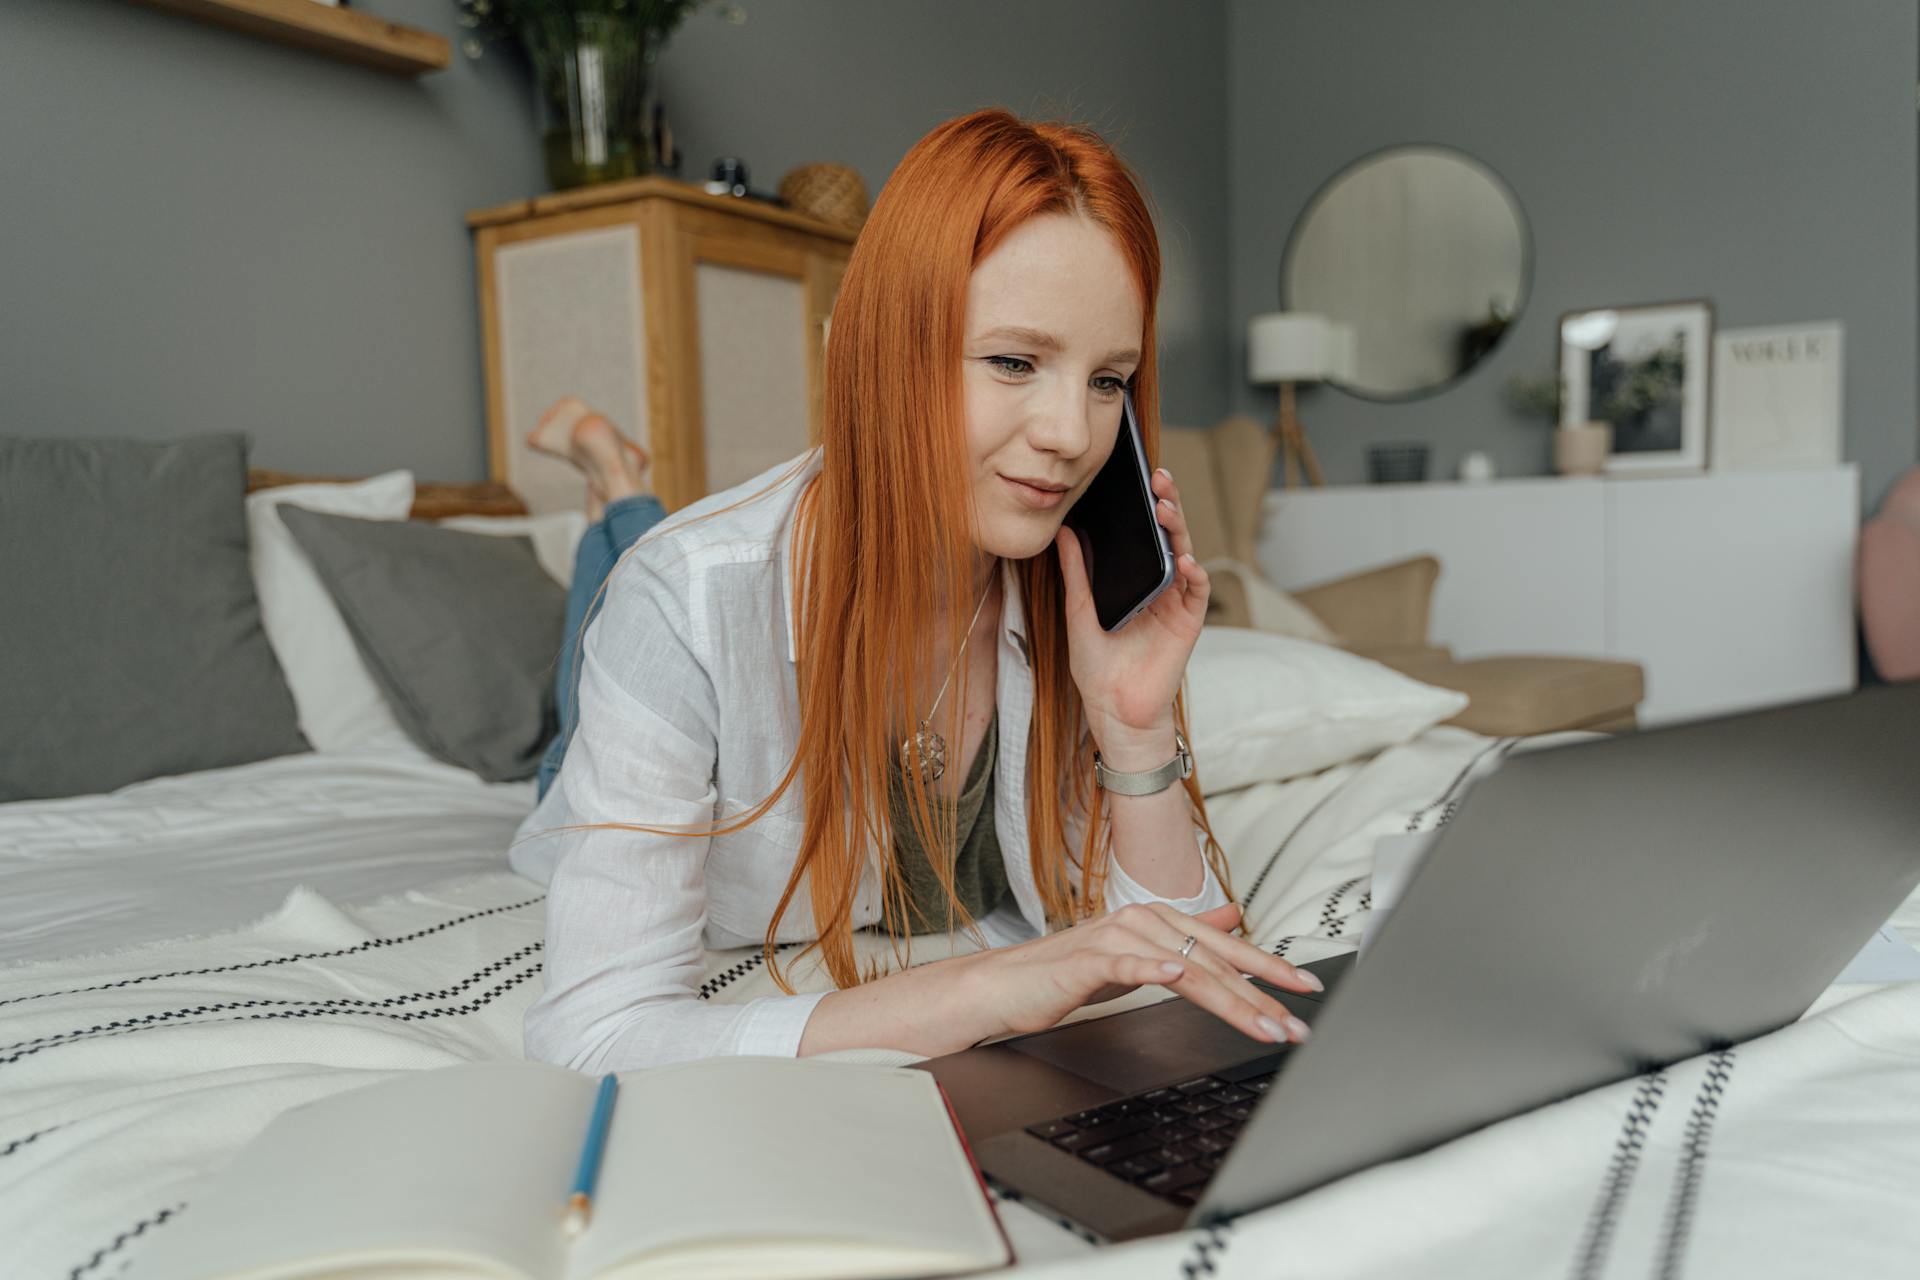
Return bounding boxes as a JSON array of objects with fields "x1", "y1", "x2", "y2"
[{"x1": 526, "y1": 107, "x2": 1233, "y2": 992}]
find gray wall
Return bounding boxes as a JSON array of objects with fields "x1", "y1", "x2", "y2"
[
  {"x1": 5, "y1": 1, "x2": 1915, "y2": 509},
  {"x1": 1226, "y1": 0, "x2": 1919, "y2": 511},
  {"x1": 0, "y1": 0, "x2": 1231, "y2": 480},
  {"x1": 0, "y1": 0, "x2": 543, "y2": 481}
]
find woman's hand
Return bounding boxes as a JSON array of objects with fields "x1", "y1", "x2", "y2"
[
  {"x1": 961, "y1": 901, "x2": 1320, "y2": 1047},
  {"x1": 1054, "y1": 467, "x2": 1209, "y2": 745}
]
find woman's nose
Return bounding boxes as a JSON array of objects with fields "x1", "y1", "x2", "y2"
[{"x1": 1026, "y1": 385, "x2": 1096, "y2": 457}]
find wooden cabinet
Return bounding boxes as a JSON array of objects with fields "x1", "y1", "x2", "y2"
[
  {"x1": 467, "y1": 177, "x2": 856, "y2": 515},
  {"x1": 1257, "y1": 467, "x2": 1861, "y2": 727}
]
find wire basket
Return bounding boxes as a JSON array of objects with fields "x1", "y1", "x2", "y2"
[{"x1": 1366, "y1": 443, "x2": 1431, "y2": 484}]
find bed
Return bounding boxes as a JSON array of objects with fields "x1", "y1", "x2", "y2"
[
  {"x1": 3, "y1": 452, "x2": 1918, "y2": 1279},
  {"x1": 6, "y1": 725, "x2": 1919, "y2": 1279}
]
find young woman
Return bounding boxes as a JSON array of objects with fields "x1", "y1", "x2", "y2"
[{"x1": 510, "y1": 108, "x2": 1321, "y2": 1074}]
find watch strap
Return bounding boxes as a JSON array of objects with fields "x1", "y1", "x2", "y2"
[{"x1": 1094, "y1": 728, "x2": 1193, "y2": 796}]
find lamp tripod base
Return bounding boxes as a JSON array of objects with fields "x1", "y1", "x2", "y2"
[{"x1": 1273, "y1": 381, "x2": 1325, "y2": 489}]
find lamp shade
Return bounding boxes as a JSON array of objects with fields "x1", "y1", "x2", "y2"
[
  {"x1": 1324, "y1": 320, "x2": 1357, "y2": 381},
  {"x1": 1248, "y1": 312, "x2": 1342, "y2": 384}
]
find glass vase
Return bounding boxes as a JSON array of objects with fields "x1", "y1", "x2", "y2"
[{"x1": 522, "y1": 12, "x2": 653, "y2": 191}]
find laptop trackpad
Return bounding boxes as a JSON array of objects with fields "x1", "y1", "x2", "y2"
[{"x1": 1006, "y1": 994, "x2": 1319, "y2": 1094}]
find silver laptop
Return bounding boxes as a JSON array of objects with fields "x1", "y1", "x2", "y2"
[{"x1": 917, "y1": 682, "x2": 1920, "y2": 1242}]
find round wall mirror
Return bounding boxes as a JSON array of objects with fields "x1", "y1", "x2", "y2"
[{"x1": 1281, "y1": 144, "x2": 1530, "y2": 401}]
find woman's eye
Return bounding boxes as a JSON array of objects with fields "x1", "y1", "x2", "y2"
[{"x1": 986, "y1": 357, "x2": 1126, "y2": 397}]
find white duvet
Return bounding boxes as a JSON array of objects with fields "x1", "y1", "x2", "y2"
[
  {"x1": 0, "y1": 745, "x2": 536, "y2": 966},
  {"x1": 3, "y1": 730, "x2": 1919, "y2": 1279}
]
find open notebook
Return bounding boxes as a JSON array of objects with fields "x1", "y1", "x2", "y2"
[{"x1": 136, "y1": 1057, "x2": 1013, "y2": 1280}]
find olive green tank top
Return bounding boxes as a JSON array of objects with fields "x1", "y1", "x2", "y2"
[{"x1": 885, "y1": 707, "x2": 1012, "y2": 935}]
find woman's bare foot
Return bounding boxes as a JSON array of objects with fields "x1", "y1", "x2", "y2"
[
  {"x1": 525, "y1": 397, "x2": 653, "y2": 517},
  {"x1": 569, "y1": 414, "x2": 652, "y2": 506},
  {"x1": 525, "y1": 396, "x2": 591, "y2": 460}
]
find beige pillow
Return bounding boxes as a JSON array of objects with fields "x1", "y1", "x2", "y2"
[{"x1": 1201, "y1": 558, "x2": 1339, "y2": 644}]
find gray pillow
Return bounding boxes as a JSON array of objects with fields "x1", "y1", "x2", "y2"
[
  {"x1": 0, "y1": 433, "x2": 310, "y2": 802},
  {"x1": 276, "y1": 506, "x2": 565, "y2": 783}
]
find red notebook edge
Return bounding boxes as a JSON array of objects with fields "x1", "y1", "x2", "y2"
[{"x1": 933, "y1": 1077, "x2": 1018, "y2": 1270}]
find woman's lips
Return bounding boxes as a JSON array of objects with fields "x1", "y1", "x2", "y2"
[{"x1": 1001, "y1": 474, "x2": 1068, "y2": 510}]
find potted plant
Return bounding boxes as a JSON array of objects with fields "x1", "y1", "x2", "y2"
[
  {"x1": 1506, "y1": 371, "x2": 1612, "y2": 476},
  {"x1": 456, "y1": 0, "x2": 740, "y2": 191}
]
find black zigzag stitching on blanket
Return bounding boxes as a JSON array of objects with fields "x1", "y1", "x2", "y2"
[
  {"x1": 0, "y1": 893, "x2": 548, "y2": 1011},
  {"x1": 1651, "y1": 1048, "x2": 1736, "y2": 1280},
  {"x1": 1405, "y1": 736, "x2": 1521, "y2": 834},
  {"x1": 1242, "y1": 735, "x2": 1516, "y2": 915},
  {"x1": 1568, "y1": 1068, "x2": 1667, "y2": 1280},
  {"x1": 1241, "y1": 777, "x2": 1345, "y2": 911},
  {"x1": 697, "y1": 943, "x2": 804, "y2": 1000},
  {"x1": 1178, "y1": 1217, "x2": 1236, "y2": 1278},
  {"x1": 1319, "y1": 877, "x2": 1363, "y2": 938},
  {"x1": 67, "y1": 1201, "x2": 186, "y2": 1280},
  {"x1": 1268, "y1": 935, "x2": 1296, "y2": 958},
  {"x1": 2, "y1": 950, "x2": 544, "y2": 1067},
  {"x1": 0, "y1": 1120, "x2": 67, "y2": 1159}
]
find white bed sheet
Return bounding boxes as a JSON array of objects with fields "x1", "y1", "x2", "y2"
[{"x1": 0, "y1": 745, "x2": 535, "y2": 966}]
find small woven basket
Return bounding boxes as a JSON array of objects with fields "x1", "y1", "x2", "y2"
[{"x1": 778, "y1": 163, "x2": 870, "y2": 230}]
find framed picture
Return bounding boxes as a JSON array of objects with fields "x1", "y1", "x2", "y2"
[
  {"x1": 1558, "y1": 299, "x2": 1714, "y2": 474},
  {"x1": 1710, "y1": 320, "x2": 1843, "y2": 471}
]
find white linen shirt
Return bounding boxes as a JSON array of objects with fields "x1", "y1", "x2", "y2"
[{"x1": 509, "y1": 447, "x2": 1228, "y2": 1073}]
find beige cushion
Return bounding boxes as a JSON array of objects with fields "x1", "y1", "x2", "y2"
[
  {"x1": 1202, "y1": 558, "x2": 1337, "y2": 643},
  {"x1": 1292, "y1": 556, "x2": 1440, "y2": 653},
  {"x1": 1380, "y1": 654, "x2": 1645, "y2": 737}
]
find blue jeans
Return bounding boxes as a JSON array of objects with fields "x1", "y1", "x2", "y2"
[{"x1": 537, "y1": 494, "x2": 668, "y2": 802}]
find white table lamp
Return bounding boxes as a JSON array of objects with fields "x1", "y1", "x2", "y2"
[{"x1": 1248, "y1": 312, "x2": 1346, "y2": 488}]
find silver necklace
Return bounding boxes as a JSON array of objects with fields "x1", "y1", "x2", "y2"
[{"x1": 901, "y1": 567, "x2": 997, "y2": 784}]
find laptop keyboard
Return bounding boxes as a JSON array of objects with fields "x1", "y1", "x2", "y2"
[{"x1": 1022, "y1": 1053, "x2": 1285, "y2": 1205}]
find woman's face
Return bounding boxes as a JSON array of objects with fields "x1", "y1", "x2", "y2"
[{"x1": 961, "y1": 212, "x2": 1144, "y2": 562}]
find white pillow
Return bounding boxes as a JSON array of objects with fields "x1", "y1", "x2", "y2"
[
  {"x1": 247, "y1": 471, "x2": 418, "y2": 753},
  {"x1": 1184, "y1": 627, "x2": 1469, "y2": 794},
  {"x1": 438, "y1": 510, "x2": 589, "y2": 587}
]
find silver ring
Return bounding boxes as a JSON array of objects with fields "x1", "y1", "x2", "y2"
[{"x1": 1177, "y1": 935, "x2": 1198, "y2": 958}]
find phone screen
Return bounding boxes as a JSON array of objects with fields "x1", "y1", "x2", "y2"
[{"x1": 1061, "y1": 388, "x2": 1176, "y2": 632}]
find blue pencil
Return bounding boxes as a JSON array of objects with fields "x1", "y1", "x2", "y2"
[{"x1": 564, "y1": 1074, "x2": 619, "y2": 1236}]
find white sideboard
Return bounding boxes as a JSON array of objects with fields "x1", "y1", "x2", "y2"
[{"x1": 1257, "y1": 467, "x2": 1860, "y2": 727}]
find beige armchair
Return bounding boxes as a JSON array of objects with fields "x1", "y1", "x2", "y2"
[{"x1": 1160, "y1": 415, "x2": 1644, "y2": 737}]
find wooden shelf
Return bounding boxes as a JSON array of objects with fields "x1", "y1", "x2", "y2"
[
  {"x1": 466, "y1": 175, "x2": 859, "y2": 243},
  {"x1": 128, "y1": 0, "x2": 450, "y2": 76}
]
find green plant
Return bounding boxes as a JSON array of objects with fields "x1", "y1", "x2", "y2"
[
  {"x1": 1506, "y1": 334, "x2": 1686, "y2": 427},
  {"x1": 1504, "y1": 371, "x2": 1564, "y2": 423},
  {"x1": 1592, "y1": 335, "x2": 1685, "y2": 421}
]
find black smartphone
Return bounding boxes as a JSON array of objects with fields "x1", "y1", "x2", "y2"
[{"x1": 1062, "y1": 387, "x2": 1177, "y2": 632}]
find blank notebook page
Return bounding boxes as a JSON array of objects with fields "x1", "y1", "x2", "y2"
[{"x1": 567, "y1": 1057, "x2": 1004, "y2": 1280}]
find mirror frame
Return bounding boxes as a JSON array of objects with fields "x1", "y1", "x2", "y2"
[{"x1": 1279, "y1": 141, "x2": 1534, "y2": 404}]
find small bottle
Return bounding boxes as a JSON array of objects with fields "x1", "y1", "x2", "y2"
[{"x1": 704, "y1": 157, "x2": 749, "y2": 198}]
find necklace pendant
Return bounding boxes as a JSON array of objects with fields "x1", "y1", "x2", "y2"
[{"x1": 902, "y1": 727, "x2": 947, "y2": 783}]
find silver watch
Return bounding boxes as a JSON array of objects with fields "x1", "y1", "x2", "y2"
[{"x1": 1093, "y1": 729, "x2": 1193, "y2": 796}]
